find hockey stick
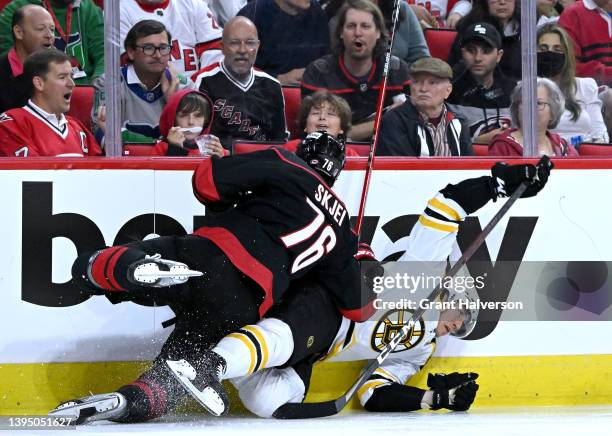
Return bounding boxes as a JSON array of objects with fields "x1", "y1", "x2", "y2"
[
  {"x1": 354, "y1": 0, "x2": 403, "y2": 237},
  {"x1": 273, "y1": 157, "x2": 551, "y2": 419}
]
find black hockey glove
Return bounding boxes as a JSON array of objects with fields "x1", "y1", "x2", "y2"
[
  {"x1": 428, "y1": 372, "x2": 479, "y2": 411},
  {"x1": 356, "y1": 243, "x2": 384, "y2": 296},
  {"x1": 491, "y1": 156, "x2": 553, "y2": 199}
]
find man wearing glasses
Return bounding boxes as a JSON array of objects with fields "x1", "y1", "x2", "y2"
[
  {"x1": 91, "y1": 19, "x2": 191, "y2": 147},
  {"x1": 120, "y1": 0, "x2": 223, "y2": 77},
  {"x1": 191, "y1": 16, "x2": 288, "y2": 150}
]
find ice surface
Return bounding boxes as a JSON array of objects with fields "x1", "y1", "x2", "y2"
[{"x1": 10, "y1": 406, "x2": 612, "y2": 436}]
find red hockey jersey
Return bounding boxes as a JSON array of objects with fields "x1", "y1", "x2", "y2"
[{"x1": 0, "y1": 103, "x2": 102, "y2": 157}]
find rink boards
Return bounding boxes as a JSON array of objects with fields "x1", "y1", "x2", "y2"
[{"x1": 1, "y1": 156, "x2": 612, "y2": 414}]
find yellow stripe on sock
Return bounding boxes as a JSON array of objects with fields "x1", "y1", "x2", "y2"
[
  {"x1": 227, "y1": 332, "x2": 257, "y2": 374},
  {"x1": 243, "y1": 325, "x2": 269, "y2": 369}
]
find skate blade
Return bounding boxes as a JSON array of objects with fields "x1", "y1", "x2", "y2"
[
  {"x1": 49, "y1": 398, "x2": 115, "y2": 425},
  {"x1": 135, "y1": 270, "x2": 203, "y2": 278},
  {"x1": 166, "y1": 360, "x2": 226, "y2": 417}
]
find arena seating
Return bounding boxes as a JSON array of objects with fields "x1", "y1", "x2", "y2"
[
  {"x1": 472, "y1": 143, "x2": 490, "y2": 157},
  {"x1": 577, "y1": 143, "x2": 612, "y2": 156},
  {"x1": 68, "y1": 85, "x2": 95, "y2": 131},
  {"x1": 232, "y1": 140, "x2": 371, "y2": 156},
  {"x1": 282, "y1": 86, "x2": 301, "y2": 140},
  {"x1": 231, "y1": 141, "x2": 287, "y2": 155},
  {"x1": 424, "y1": 28, "x2": 457, "y2": 62}
]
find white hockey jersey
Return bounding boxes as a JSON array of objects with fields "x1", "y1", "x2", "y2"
[
  {"x1": 232, "y1": 190, "x2": 469, "y2": 418},
  {"x1": 120, "y1": 0, "x2": 223, "y2": 76}
]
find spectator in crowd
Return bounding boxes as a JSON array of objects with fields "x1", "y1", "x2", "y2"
[
  {"x1": 450, "y1": 0, "x2": 521, "y2": 82},
  {"x1": 207, "y1": 0, "x2": 246, "y2": 26},
  {"x1": 92, "y1": 20, "x2": 188, "y2": 146},
  {"x1": 120, "y1": 0, "x2": 223, "y2": 77},
  {"x1": 447, "y1": 22, "x2": 516, "y2": 144},
  {"x1": 601, "y1": 87, "x2": 612, "y2": 140},
  {"x1": 0, "y1": 0, "x2": 104, "y2": 85},
  {"x1": 559, "y1": 0, "x2": 612, "y2": 87},
  {"x1": 284, "y1": 90, "x2": 354, "y2": 153},
  {"x1": 302, "y1": 0, "x2": 411, "y2": 141},
  {"x1": 377, "y1": 57, "x2": 473, "y2": 156},
  {"x1": 122, "y1": 89, "x2": 225, "y2": 157},
  {"x1": 489, "y1": 78, "x2": 579, "y2": 156},
  {"x1": 0, "y1": 4, "x2": 54, "y2": 113},
  {"x1": 237, "y1": 0, "x2": 330, "y2": 86},
  {"x1": 191, "y1": 16, "x2": 288, "y2": 150},
  {"x1": 409, "y1": 0, "x2": 473, "y2": 28},
  {"x1": 537, "y1": 23, "x2": 608, "y2": 144},
  {"x1": 0, "y1": 49, "x2": 101, "y2": 157},
  {"x1": 328, "y1": 0, "x2": 430, "y2": 65}
]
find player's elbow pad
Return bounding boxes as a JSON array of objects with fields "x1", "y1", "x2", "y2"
[{"x1": 364, "y1": 384, "x2": 426, "y2": 412}]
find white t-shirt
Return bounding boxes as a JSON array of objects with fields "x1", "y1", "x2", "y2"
[{"x1": 552, "y1": 77, "x2": 609, "y2": 143}]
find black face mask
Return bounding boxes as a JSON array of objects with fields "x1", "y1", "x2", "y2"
[{"x1": 537, "y1": 51, "x2": 566, "y2": 77}]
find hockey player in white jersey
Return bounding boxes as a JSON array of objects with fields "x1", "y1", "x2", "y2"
[
  {"x1": 164, "y1": 160, "x2": 551, "y2": 417},
  {"x1": 49, "y1": 159, "x2": 550, "y2": 422}
]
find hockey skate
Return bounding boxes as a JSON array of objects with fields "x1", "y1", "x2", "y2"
[
  {"x1": 166, "y1": 352, "x2": 229, "y2": 417},
  {"x1": 48, "y1": 392, "x2": 127, "y2": 425},
  {"x1": 127, "y1": 253, "x2": 203, "y2": 287}
]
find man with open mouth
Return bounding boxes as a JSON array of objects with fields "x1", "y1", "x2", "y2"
[
  {"x1": 301, "y1": 0, "x2": 411, "y2": 142},
  {"x1": 0, "y1": 48, "x2": 101, "y2": 157}
]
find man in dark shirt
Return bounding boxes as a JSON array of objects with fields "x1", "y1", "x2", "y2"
[
  {"x1": 0, "y1": 4, "x2": 54, "y2": 113},
  {"x1": 446, "y1": 22, "x2": 516, "y2": 144},
  {"x1": 192, "y1": 16, "x2": 288, "y2": 150},
  {"x1": 238, "y1": 0, "x2": 330, "y2": 86},
  {"x1": 301, "y1": 0, "x2": 410, "y2": 141}
]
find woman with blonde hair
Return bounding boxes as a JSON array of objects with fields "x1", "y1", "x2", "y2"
[{"x1": 537, "y1": 23, "x2": 608, "y2": 144}]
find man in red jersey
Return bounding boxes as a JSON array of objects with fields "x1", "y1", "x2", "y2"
[{"x1": 0, "y1": 48, "x2": 101, "y2": 157}]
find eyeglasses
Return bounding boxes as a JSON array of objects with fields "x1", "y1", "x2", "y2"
[
  {"x1": 537, "y1": 100, "x2": 550, "y2": 111},
  {"x1": 225, "y1": 39, "x2": 259, "y2": 50},
  {"x1": 135, "y1": 44, "x2": 172, "y2": 56}
]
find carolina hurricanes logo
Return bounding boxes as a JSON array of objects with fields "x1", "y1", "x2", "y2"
[
  {"x1": 0, "y1": 113, "x2": 13, "y2": 123},
  {"x1": 371, "y1": 309, "x2": 425, "y2": 353}
]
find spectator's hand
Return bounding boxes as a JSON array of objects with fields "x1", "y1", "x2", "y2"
[
  {"x1": 167, "y1": 127, "x2": 185, "y2": 147},
  {"x1": 410, "y1": 5, "x2": 438, "y2": 29},
  {"x1": 446, "y1": 12, "x2": 462, "y2": 29},
  {"x1": 203, "y1": 134, "x2": 225, "y2": 157},
  {"x1": 278, "y1": 68, "x2": 305, "y2": 86},
  {"x1": 97, "y1": 105, "x2": 106, "y2": 133},
  {"x1": 161, "y1": 64, "x2": 180, "y2": 100}
]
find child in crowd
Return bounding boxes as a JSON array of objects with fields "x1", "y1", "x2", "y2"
[
  {"x1": 285, "y1": 90, "x2": 359, "y2": 156},
  {"x1": 123, "y1": 89, "x2": 225, "y2": 157}
]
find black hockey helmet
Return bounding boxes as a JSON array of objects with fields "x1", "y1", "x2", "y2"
[{"x1": 296, "y1": 131, "x2": 346, "y2": 186}]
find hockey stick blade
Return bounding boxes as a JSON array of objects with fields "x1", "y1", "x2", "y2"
[{"x1": 274, "y1": 156, "x2": 551, "y2": 419}]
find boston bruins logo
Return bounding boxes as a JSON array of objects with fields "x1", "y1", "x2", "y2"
[{"x1": 370, "y1": 309, "x2": 425, "y2": 353}]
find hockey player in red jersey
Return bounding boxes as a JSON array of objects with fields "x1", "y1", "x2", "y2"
[
  {"x1": 49, "y1": 131, "x2": 370, "y2": 423},
  {"x1": 0, "y1": 49, "x2": 101, "y2": 157},
  {"x1": 49, "y1": 150, "x2": 551, "y2": 423}
]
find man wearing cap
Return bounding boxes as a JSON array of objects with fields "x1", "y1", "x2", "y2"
[
  {"x1": 447, "y1": 22, "x2": 517, "y2": 144},
  {"x1": 377, "y1": 57, "x2": 472, "y2": 157}
]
